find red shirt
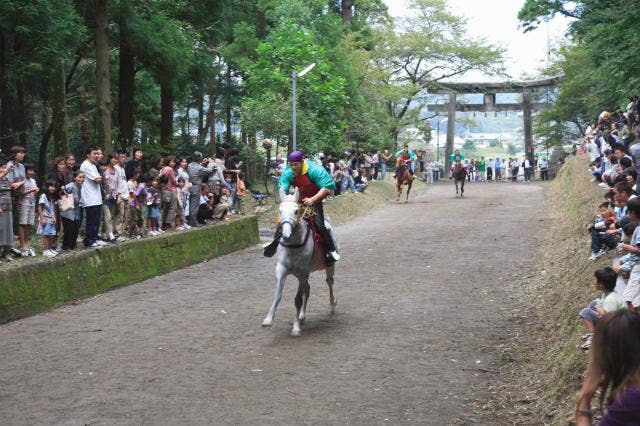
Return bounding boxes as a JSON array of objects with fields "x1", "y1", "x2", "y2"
[{"x1": 293, "y1": 173, "x2": 321, "y2": 202}]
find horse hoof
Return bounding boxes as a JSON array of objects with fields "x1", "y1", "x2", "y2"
[
  {"x1": 291, "y1": 328, "x2": 301, "y2": 337},
  {"x1": 298, "y1": 315, "x2": 306, "y2": 323},
  {"x1": 262, "y1": 318, "x2": 273, "y2": 327}
]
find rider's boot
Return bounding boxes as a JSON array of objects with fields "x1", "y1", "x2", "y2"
[
  {"x1": 321, "y1": 231, "x2": 340, "y2": 264},
  {"x1": 263, "y1": 226, "x2": 282, "y2": 257}
]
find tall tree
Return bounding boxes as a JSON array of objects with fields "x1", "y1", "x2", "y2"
[
  {"x1": 95, "y1": 0, "x2": 113, "y2": 152},
  {"x1": 118, "y1": 0, "x2": 136, "y2": 149},
  {"x1": 362, "y1": 0, "x2": 504, "y2": 146}
]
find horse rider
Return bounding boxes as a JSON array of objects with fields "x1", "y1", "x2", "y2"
[
  {"x1": 263, "y1": 150, "x2": 341, "y2": 263},
  {"x1": 394, "y1": 145, "x2": 416, "y2": 179},
  {"x1": 449, "y1": 149, "x2": 465, "y2": 178}
]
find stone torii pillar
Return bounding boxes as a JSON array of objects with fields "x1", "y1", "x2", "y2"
[
  {"x1": 522, "y1": 91, "x2": 534, "y2": 164},
  {"x1": 444, "y1": 92, "x2": 456, "y2": 173}
]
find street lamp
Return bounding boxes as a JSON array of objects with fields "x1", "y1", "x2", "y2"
[{"x1": 292, "y1": 63, "x2": 316, "y2": 152}]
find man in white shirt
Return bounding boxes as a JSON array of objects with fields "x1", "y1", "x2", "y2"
[{"x1": 80, "y1": 147, "x2": 104, "y2": 247}]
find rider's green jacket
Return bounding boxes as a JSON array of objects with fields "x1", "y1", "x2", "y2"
[
  {"x1": 450, "y1": 152, "x2": 465, "y2": 162},
  {"x1": 394, "y1": 149, "x2": 415, "y2": 160},
  {"x1": 279, "y1": 159, "x2": 336, "y2": 193}
]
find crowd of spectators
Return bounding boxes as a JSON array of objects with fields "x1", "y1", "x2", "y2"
[
  {"x1": 0, "y1": 143, "x2": 246, "y2": 261},
  {"x1": 574, "y1": 101, "x2": 640, "y2": 423}
]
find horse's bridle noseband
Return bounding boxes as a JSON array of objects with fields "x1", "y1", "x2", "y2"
[{"x1": 279, "y1": 203, "x2": 314, "y2": 249}]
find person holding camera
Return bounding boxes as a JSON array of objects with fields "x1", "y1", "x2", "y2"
[{"x1": 187, "y1": 151, "x2": 214, "y2": 227}]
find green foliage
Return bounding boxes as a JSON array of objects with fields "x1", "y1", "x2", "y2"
[
  {"x1": 244, "y1": 20, "x2": 348, "y2": 153},
  {"x1": 520, "y1": 1, "x2": 640, "y2": 141}
]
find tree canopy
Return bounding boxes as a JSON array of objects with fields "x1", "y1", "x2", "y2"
[{"x1": 0, "y1": 0, "x2": 505, "y2": 179}]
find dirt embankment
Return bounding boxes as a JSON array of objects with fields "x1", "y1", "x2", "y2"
[{"x1": 494, "y1": 155, "x2": 607, "y2": 424}]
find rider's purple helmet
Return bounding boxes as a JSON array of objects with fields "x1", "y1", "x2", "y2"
[{"x1": 288, "y1": 150, "x2": 304, "y2": 163}]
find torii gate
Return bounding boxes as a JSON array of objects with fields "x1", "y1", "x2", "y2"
[{"x1": 426, "y1": 76, "x2": 561, "y2": 172}]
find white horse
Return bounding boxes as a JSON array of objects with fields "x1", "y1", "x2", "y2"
[{"x1": 262, "y1": 188, "x2": 337, "y2": 336}]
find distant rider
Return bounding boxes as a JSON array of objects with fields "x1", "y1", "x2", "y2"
[
  {"x1": 263, "y1": 151, "x2": 340, "y2": 263},
  {"x1": 449, "y1": 149, "x2": 465, "y2": 178},
  {"x1": 394, "y1": 145, "x2": 416, "y2": 178}
]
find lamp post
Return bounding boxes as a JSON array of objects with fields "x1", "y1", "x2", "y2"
[{"x1": 292, "y1": 63, "x2": 316, "y2": 152}]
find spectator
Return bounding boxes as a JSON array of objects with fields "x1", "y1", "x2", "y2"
[
  {"x1": 380, "y1": 149, "x2": 391, "y2": 181},
  {"x1": 17, "y1": 164, "x2": 38, "y2": 256},
  {"x1": 48, "y1": 156, "x2": 67, "y2": 188},
  {"x1": 0, "y1": 162, "x2": 13, "y2": 261},
  {"x1": 125, "y1": 147, "x2": 144, "y2": 180},
  {"x1": 115, "y1": 151, "x2": 129, "y2": 239},
  {"x1": 576, "y1": 310, "x2": 640, "y2": 425},
  {"x1": 37, "y1": 180, "x2": 59, "y2": 257},
  {"x1": 187, "y1": 151, "x2": 214, "y2": 227},
  {"x1": 176, "y1": 177, "x2": 190, "y2": 230},
  {"x1": 354, "y1": 169, "x2": 368, "y2": 192},
  {"x1": 159, "y1": 155, "x2": 179, "y2": 231},
  {"x1": 146, "y1": 176, "x2": 161, "y2": 235},
  {"x1": 540, "y1": 157, "x2": 550, "y2": 181},
  {"x1": 148, "y1": 154, "x2": 163, "y2": 179},
  {"x1": 235, "y1": 172, "x2": 248, "y2": 215},
  {"x1": 578, "y1": 267, "x2": 625, "y2": 350},
  {"x1": 63, "y1": 153, "x2": 76, "y2": 184},
  {"x1": 80, "y1": 147, "x2": 104, "y2": 248},
  {"x1": 61, "y1": 171, "x2": 84, "y2": 251},
  {"x1": 101, "y1": 153, "x2": 120, "y2": 242},
  {"x1": 129, "y1": 170, "x2": 146, "y2": 239}
]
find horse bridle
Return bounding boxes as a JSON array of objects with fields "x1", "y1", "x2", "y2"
[{"x1": 279, "y1": 204, "x2": 314, "y2": 249}]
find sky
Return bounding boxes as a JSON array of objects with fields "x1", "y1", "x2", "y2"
[{"x1": 383, "y1": 0, "x2": 571, "y2": 81}]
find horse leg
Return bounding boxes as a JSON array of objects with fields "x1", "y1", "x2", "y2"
[
  {"x1": 397, "y1": 183, "x2": 401, "y2": 202},
  {"x1": 326, "y1": 264, "x2": 337, "y2": 314},
  {"x1": 461, "y1": 180, "x2": 465, "y2": 198},
  {"x1": 298, "y1": 280, "x2": 310, "y2": 323},
  {"x1": 455, "y1": 180, "x2": 458, "y2": 195},
  {"x1": 292, "y1": 272, "x2": 310, "y2": 337},
  {"x1": 262, "y1": 263, "x2": 287, "y2": 326},
  {"x1": 405, "y1": 180, "x2": 412, "y2": 203}
]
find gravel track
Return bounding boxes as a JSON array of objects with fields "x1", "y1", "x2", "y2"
[{"x1": 0, "y1": 181, "x2": 544, "y2": 425}]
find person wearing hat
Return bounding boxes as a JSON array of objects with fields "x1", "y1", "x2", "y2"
[{"x1": 263, "y1": 150, "x2": 340, "y2": 263}]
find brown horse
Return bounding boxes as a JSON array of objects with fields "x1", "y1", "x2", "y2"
[
  {"x1": 395, "y1": 157, "x2": 413, "y2": 203},
  {"x1": 452, "y1": 161, "x2": 467, "y2": 198}
]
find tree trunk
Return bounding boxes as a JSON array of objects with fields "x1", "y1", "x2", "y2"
[
  {"x1": 39, "y1": 100, "x2": 52, "y2": 183},
  {"x1": 0, "y1": 29, "x2": 9, "y2": 154},
  {"x1": 160, "y1": 78, "x2": 174, "y2": 152},
  {"x1": 118, "y1": 1, "x2": 135, "y2": 150},
  {"x1": 50, "y1": 63, "x2": 69, "y2": 156},
  {"x1": 79, "y1": 84, "x2": 90, "y2": 153},
  {"x1": 341, "y1": 0, "x2": 354, "y2": 24},
  {"x1": 225, "y1": 66, "x2": 232, "y2": 145},
  {"x1": 196, "y1": 92, "x2": 205, "y2": 143},
  {"x1": 205, "y1": 92, "x2": 217, "y2": 156},
  {"x1": 95, "y1": 0, "x2": 113, "y2": 153}
]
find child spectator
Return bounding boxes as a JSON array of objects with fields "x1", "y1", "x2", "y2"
[
  {"x1": 38, "y1": 180, "x2": 59, "y2": 257},
  {"x1": 176, "y1": 177, "x2": 190, "y2": 230},
  {"x1": 579, "y1": 267, "x2": 625, "y2": 350},
  {"x1": 235, "y1": 172, "x2": 247, "y2": 215},
  {"x1": 146, "y1": 176, "x2": 161, "y2": 235},
  {"x1": 61, "y1": 171, "x2": 84, "y2": 250},
  {"x1": 129, "y1": 171, "x2": 146, "y2": 239},
  {"x1": 18, "y1": 165, "x2": 38, "y2": 256},
  {"x1": 224, "y1": 174, "x2": 236, "y2": 214}
]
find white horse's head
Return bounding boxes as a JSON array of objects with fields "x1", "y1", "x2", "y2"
[{"x1": 278, "y1": 187, "x2": 300, "y2": 240}]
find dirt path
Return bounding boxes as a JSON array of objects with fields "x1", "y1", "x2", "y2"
[{"x1": 0, "y1": 181, "x2": 545, "y2": 425}]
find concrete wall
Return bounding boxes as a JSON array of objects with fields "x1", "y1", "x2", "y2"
[{"x1": 0, "y1": 216, "x2": 259, "y2": 323}]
